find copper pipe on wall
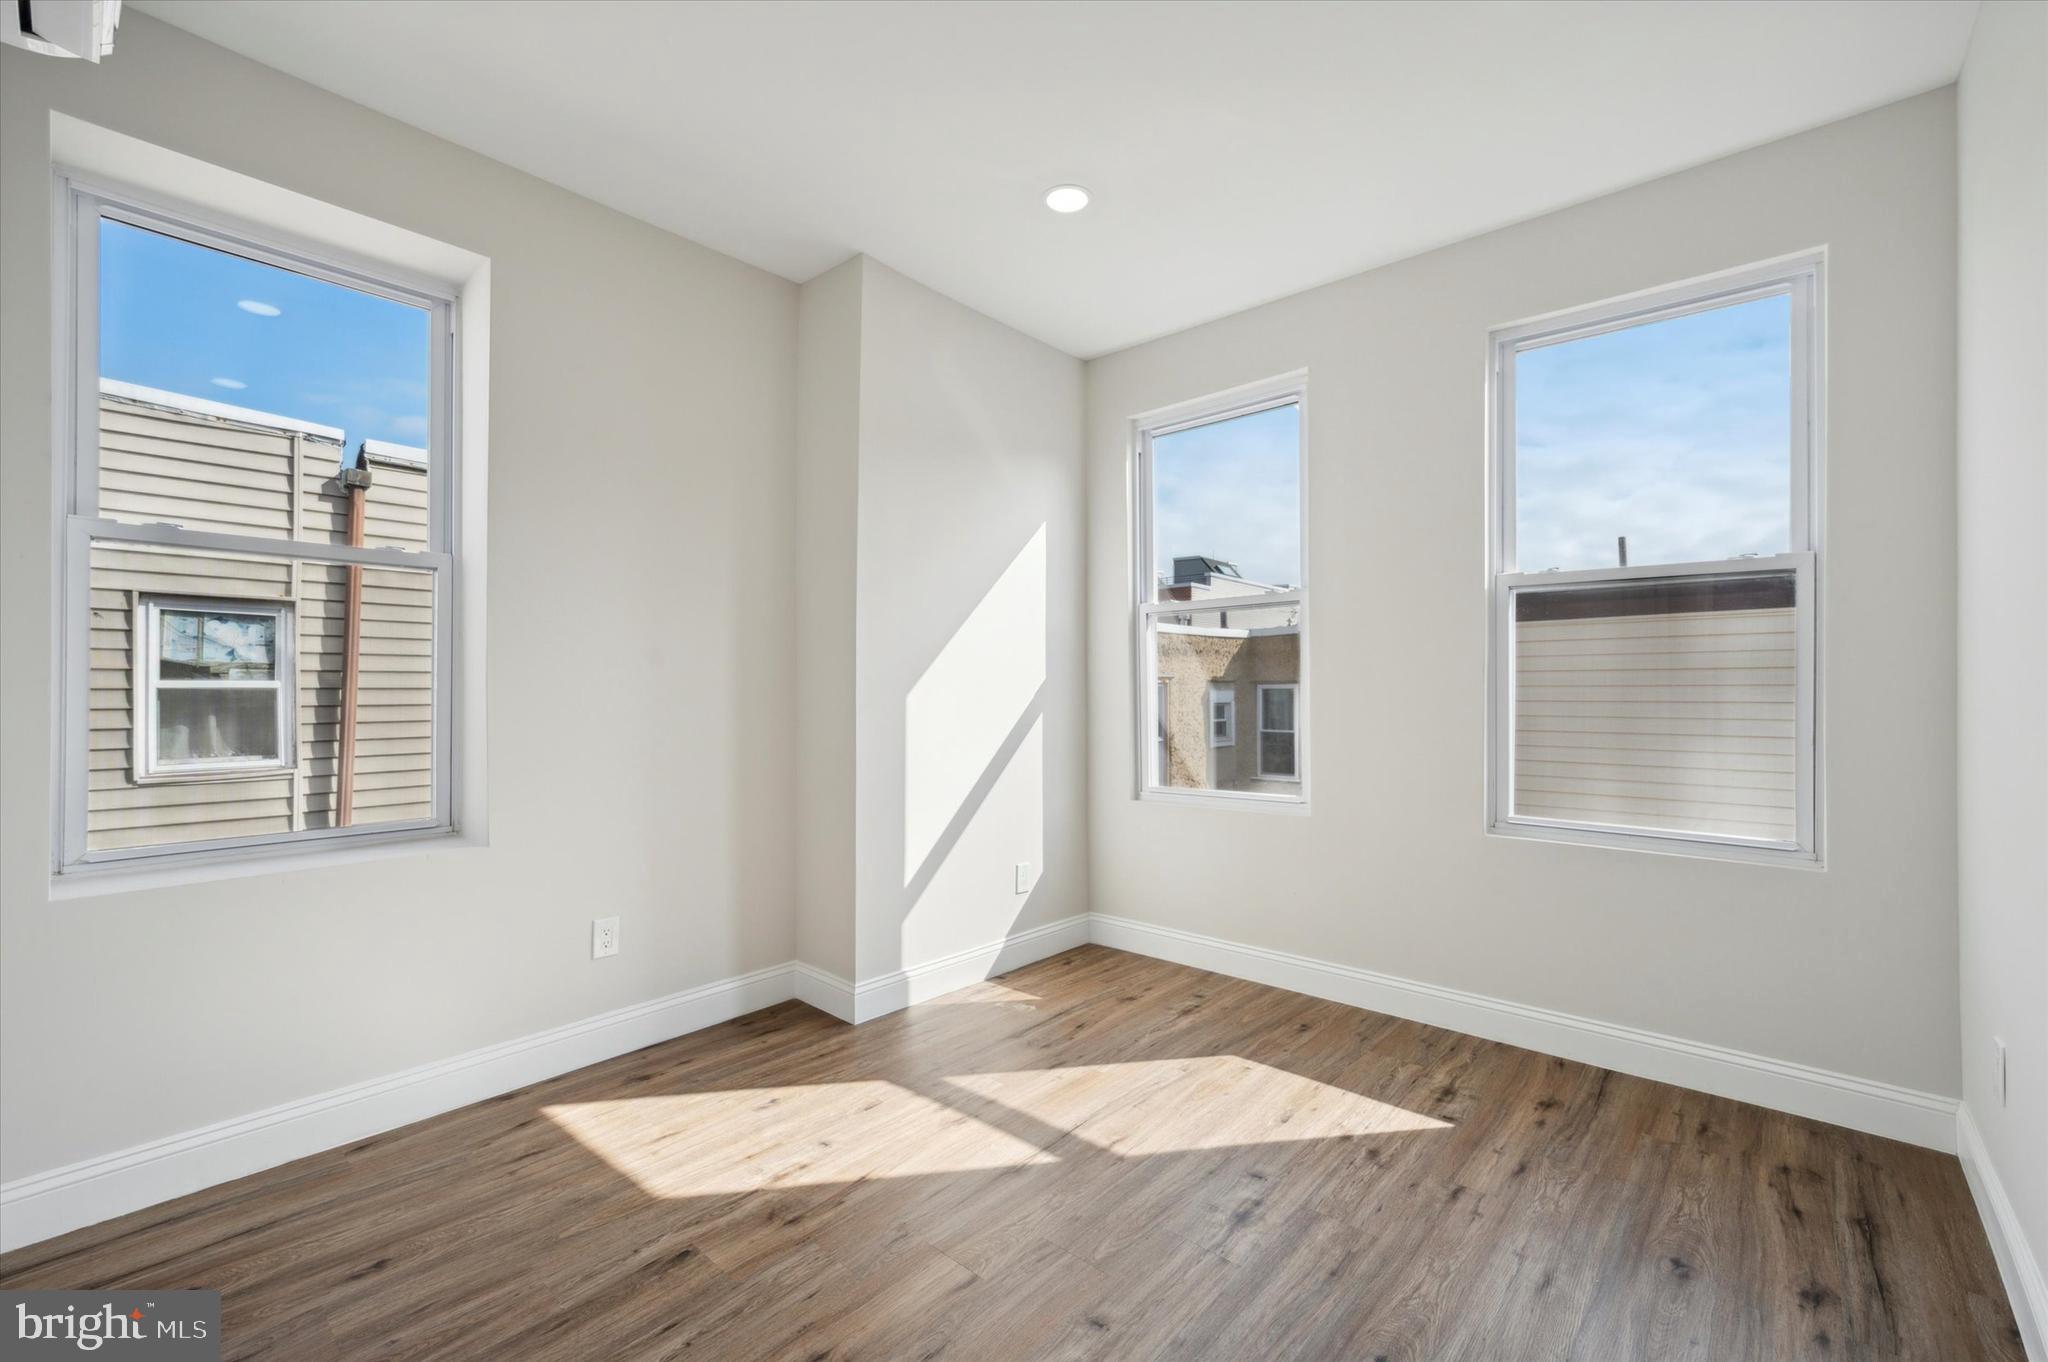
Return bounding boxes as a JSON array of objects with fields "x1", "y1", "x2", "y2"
[{"x1": 337, "y1": 463, "x2": 372, "y2": 826}]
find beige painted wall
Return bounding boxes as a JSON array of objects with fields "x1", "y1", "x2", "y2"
[
  {"x1": 0, "y1": 15, "x2": 799, "y2": 1181},
  {"x1": 1086, "y1": 91, "x2": 1961, "y2": 1096},
  {"x1": 794, "y1": 258, "x2": 863, "y2": 981},
  {"x1": 850, "y1": 258, "x2": 1088, "y2": 982},
  {"x1": 1957, "y1": 0, "x2": 2048, "y2": 1294}
]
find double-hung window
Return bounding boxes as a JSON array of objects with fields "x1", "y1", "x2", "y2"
[
  {"x1": 138, "y1": 598, "x2": 295, "y2": 778},
  {"x1": 55, "y1": 175, "x2": 458, "y2": 872},
  {"x1": 1135, "y1": 376, "x2": 1308, "y2": 807},
  {"x1": 1488, "y1": 254, "x2": 1823, "y2": 863},
  {"x1": 1256, "y1": 683, "x2": 1299, "y2": 781}
]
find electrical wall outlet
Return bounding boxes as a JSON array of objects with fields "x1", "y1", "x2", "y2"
[
  {"x1": 1995, "y1": 1037, "x2": 2008, "y2": 1107},
  {"x1": 1014, "y1": 862, "x2": 1032, "y2": 894},
  {"x1": 592, "y1": 916, "x2": 620, "y2": 959}
]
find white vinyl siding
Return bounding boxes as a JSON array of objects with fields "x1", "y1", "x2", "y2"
[
  {"x1": 1512, "y1": 604, "x2": 1797, "y2": 841},
  {"x1": 89, "y1": 538, "x2": 298, "y2": 849},
  {"x1": 298, "y1": 560, "x2": 435, "y2": 829},
  {"x1": 98, "y1": 401, "x2": 298, "y2": 538}
]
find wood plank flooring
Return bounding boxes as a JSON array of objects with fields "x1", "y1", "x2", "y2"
[{"x1": 1, "y1": 946, "x2": 2023, "y2": 1361}]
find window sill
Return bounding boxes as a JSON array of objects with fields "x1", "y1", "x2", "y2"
[
  {"x1": 1139, "y1": 787, "x2": 1310, "y2": 816},
  {"x1": 129, "y1": 765, "x2": 296, "y2": 786},
  {"x1": 1488, "y1": 818, "x2": 1822, "y2": 869},
  {"x1": 50, "y1": 825, "x2": 480, "y2": 901}
]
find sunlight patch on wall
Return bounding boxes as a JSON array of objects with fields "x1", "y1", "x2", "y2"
[
  {"x1": 946, "y1": 1056, "x2": 1450, "y2": 1155},
  {"x1": 542, "y1": 1081, "x2": 1056, "y2": 1198},
  {"x1": 903, "y1": 524, "x2": 1046, "y2": 882}
]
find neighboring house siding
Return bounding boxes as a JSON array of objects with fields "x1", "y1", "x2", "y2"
[
  {"x1": 298, "y1": 453, "x2": 435, "y2": 830},
  {"x1": 86, "y1": 393, "x2": 434, "y2": 851},
  {"x1": 89, "y1": 544, "x2": 298, "y2": 848},
  {"x1": 1158, "y1": 629, "x2": 1300, "y2": 795},
  {"x1": 1513, "y1": 605, "x2": 1798, "y2": 841},
  {"x1": 98, "y1": 402, "x2": 297, "y2": 537}
]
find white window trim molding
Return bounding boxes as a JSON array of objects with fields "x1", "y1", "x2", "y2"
[
  {"x1": 50, "y1": 164, "x2": 480, "y2": 885},
  {"x1": 1131, "y1": 371, "x2": 1310, "y2": 813},
  {"x1": 1484, "y1": 251, "x2": 1826, "y2": 866},
  {"x1": 134, "y1": 595, "x2": 298, "y2": 780}
]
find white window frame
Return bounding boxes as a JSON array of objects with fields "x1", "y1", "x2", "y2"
[
  {"x1": 1208, "y1": 685, "x2": 1236, "y2": 748},
  {"x1": 1486, "y1": 252, "x2": 1825, "y2": 865},
  {"x1": 53, "y1": 170, "x2": 461, "y2": 875},
  {"x1": 1255, "y1": 683, "x2": 1300, "y2": 782},
  {"x1": 1132, "y1": 373, "x2": 1309, "y2": 812},
  {"x1": 135, "y1": 596, "x2": 297, "y2": 779}
]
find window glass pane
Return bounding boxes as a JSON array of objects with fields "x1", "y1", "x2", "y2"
[
  {"x1": 157, "y1": 688, "x2": 278, "y2": 764},
  {"x1": 97, "y1": 219, "x2": 431, "y2": 543},
  {"x1": 1151, "y1": 603, "x2": 1298, "y2": 793},
  {"x1": 1258, "y1": 686, "x2": 1297, "y2": 779},
  {"x1": 159, "y1": 610, "x2": 276, "y2": 681},
  {"x1": 1259, "y1": 731, "x2": 1297, "y2": 779},
  {"x1": 89, "y1": 539, "x2": 436, "y2": 852},
  {"x1": 1513, "y1": 294, "x2": 1790, "y2": 572},
  {"x1": 299, "y1": 560, "x2": 438, "y2": 832},
  {"x1": 1511, "y1": 571, "x2": 1797, "y2": 841},
  {"x1": 1151, "y1": 402, "x2": 1300, "y2": 603}
]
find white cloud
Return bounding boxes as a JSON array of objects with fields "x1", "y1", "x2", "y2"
[
  {"x1": 237, "y1": 300, "x2": 281, "y2": 317},
  {"x1": 209, "y1": 377, "x2": 247, "y2": 391}
]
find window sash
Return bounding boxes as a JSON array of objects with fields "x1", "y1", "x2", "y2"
[
  {"x1": 1491, "y1": 258, "x2": 1819, "y2": 576},
  {"x1": 1489, "y1": 552, "x2": 1818, "y2": 860},
  {"x1": 55, "y1": 172, "x2": 461, "y2": 874},
  {"x1": 61, "y1": 176, "x2": 457, "y2": 557},
  {"x1": 64, "y1": 520, "x2": 453, "y2": 866}
]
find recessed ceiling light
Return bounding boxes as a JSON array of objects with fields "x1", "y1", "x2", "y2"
[{"x1": 1044, "y1": 184, "x2": 1090, "y2": 214}]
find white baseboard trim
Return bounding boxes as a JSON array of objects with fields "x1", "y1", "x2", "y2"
[
  {"x1": 850, "y1": 914, "x2": 1091, "y2": 1023},
  {"x1": 792, "y1": 962, "x2": 856, "y2": 1023},
  {"x1": 1088, "y1": 913, "x2": 1959, "y2": 1152},
  {"x1": 1958, "y1": 1103, "x2": 2047, "y2": 1360},
  {"x1": 0, "y1": 910, "x2": 1971, "y2": 1259},
  {"x1": 0, "y1": 962, "x2": 796, "y2": 1255}
]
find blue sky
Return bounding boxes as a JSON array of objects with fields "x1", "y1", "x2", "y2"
[
  {"x1": 99, "y1": 220, "x2": 430, "y2": 456},
  {"x1": 1153, "y1": 403, "x2": 1301, "y2": 589},
  {"x1": 1515, "y1": 293, "x2": 1791, "y2": 571}
]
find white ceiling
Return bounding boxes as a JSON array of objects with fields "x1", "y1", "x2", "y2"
[{"x1": 134, "y1": 1, "x2": 1979, "y2": 357}]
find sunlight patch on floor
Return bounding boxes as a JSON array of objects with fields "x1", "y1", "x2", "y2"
[
  {"x1": 543, "y1": 1081, "x2": 1057, "y2": 1198},
  {"x1": 945, "y1": 1055, "x2": 1450, "y2": 1155}
]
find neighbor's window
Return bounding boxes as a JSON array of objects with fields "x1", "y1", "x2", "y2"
[
  {"x1": 1136, "y1": 378, "x2": 1306, "y2": 804},
  {"x1": 57, "y1": 178, "x2": 455, "y2": 869},
  {"x1": 139, "y1": 599, "x2": 294, "y2": 778},
  {"x1": 1256, "y1": 683, "x2": 1298, "y2": 781},
  {"x1": 1208, "y1": 685, "x2": 1236, "y2": 748},
  {"x1": 1488, "y1": 256, "x2": 1821, "y2": 862}
]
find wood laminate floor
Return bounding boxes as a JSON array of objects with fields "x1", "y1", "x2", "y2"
[{"x1": 0, "y1": 946, "x2": 2023, "y2": 1361}]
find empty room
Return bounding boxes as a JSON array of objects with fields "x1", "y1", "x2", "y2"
[{"x1": 0, "y1": 1, "x2": 2042, "y2": 1358}]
